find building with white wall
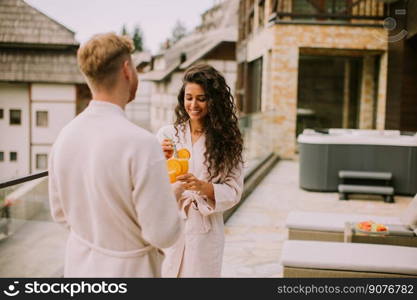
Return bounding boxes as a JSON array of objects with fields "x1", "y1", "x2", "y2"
[
  {"x1": 142, "y1": 0, "x2": 238, "y2": 133},
  {"x1": 0, "y1": 0, "x2": 86, "y2": 180},
  {"x1": 125, "y1": 52, "x2": 152, "y2": 131}
]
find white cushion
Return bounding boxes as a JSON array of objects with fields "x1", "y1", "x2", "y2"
[
  {"x1": 285, "y1": 211, "x2": 401, "y2": 232},
  {"x1": 400, "y1": 194, "x2": 417, "y2": 229},
  {"x1": 282, "y1": 240, "x2": 417, "y2": 275}
]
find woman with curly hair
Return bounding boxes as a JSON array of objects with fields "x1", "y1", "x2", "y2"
[{"x1": 156, "y1": 64, "x2": 244, "y2": 277}]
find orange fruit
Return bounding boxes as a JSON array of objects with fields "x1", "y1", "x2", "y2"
[
  {"x1": 376, "y1": 224, "x2": 388, "y2": 232},
  {"x1": 168, "y1": 170, "x2": 177, "y2": 183},
  {"x1": 167, "y1": 159, "x2": 182, "y2": 177},
  {"x1": 177, "y1": 158, "x2": 189, "y2": 174},
  {"x1": 177, "y1": 148, "x2": 191, "y2": 159}
]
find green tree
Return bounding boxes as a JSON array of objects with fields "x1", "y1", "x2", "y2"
[
  {"x1": 132, "y1": 25, "x2": 144, "y2": 51},
  {"x1": 171, "y1": 20, "x2": 187, "y2": 44},
  {"x1": 120, "y1": 24, "x2": 144, "y2": 51},
  {"x1": 121, "y1": 24, "x2": 129, "y2": 36}
]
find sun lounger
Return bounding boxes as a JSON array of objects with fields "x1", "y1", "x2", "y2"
[
  {"x1": 285, "y1": 195, "x2": 417, "y2": 246},
  {"x1": 282, "y1": 240, "x2": 417, "y2": 278}
]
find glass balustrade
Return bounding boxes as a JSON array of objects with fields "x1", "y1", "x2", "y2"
[{"x1": 0, "y1": 111, "x2": 280, "y2": 277}]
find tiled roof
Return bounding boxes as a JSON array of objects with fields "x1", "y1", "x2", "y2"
[
  {"x1": 0, "y1": 49, "x2": 84, "y2": 83},
  {"x1": 143, "y1": 0, "x2": 238, "y2": 82},
  {"x1": 132, "y1": 51, "x2": 152, "y2": 66},
  {"x1": 0, "y1": 0, "x2": 83, "y2": 83},
  {"x1": 179, "y1": 28, "x2": 236, "y2": 69},
  {"x1": 0, "y1": 0, "x2": 78, "y2": 46}
]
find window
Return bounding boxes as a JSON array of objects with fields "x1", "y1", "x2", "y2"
[
  {"x1": 36, "y1": 154, "x2": 48, "y2": 170},
  {"x1": 296, "y1": 56, "x2": 363, "y2": 136},
  {"x1": 238, "y1": 0, "x2": 246, "y2": 40},
  {"x1": 246, "y1": 57, "x2": 263, "y2": 113},
  {"x1": 248, "y1": 11, "x2": 254, "y2": 35},
  {"x1": 236, "y1": 63, "x2": 246, "y2": 112},
  {"x1": 10, "y1": 152, "x2": 17, "y2": 162},
  {"x1": 292, "y1": 0, "x2": 348, "y2": 20},
  {"x1": 36, "y1": 111, "x2": 48, "y2": 127},
  {"x1": 0, "y1": 152, "x2": 3, "y2": 162},
  {"x1": 10, "y1": 109, "x2": 21, "y2": 125},
  {"x1": 270, "y1": 0, "x2": 278, "y2": 14},
  {"x1": 0, "y1": 109, "x2": 3, "y2": 119},
  {"x1": 259, "y1": 0, "x2": 265, "y2": 27}
]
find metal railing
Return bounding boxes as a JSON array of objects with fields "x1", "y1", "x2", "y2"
[
  {"x1": 0, "y1": 111, "x2": 282, "y2": 276},
  {"x1": 0, "y1": 171, "x2": 48, "y2": 189},
  {"x1": 271, "y1": 0, "x2": 387, "y2": 24}
]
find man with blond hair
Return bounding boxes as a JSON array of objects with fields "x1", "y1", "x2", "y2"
[{"x1": 48, "y1": 33, "x2": 183, "y2": 277}]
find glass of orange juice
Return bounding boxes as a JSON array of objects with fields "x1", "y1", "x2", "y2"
[
  {"x1": 168, "y1": 170, "x2": 177, "y2": 183},
  {"x1": 167, "y1": 159, "x2": 182, "y2": 183},
  {"x1": 177, "y1": 158, "x2": 189, "y2": 175}
]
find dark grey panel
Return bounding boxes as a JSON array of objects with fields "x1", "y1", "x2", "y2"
[{"x1": 299, "y1": 143, "x2": 417, "y2": 195}]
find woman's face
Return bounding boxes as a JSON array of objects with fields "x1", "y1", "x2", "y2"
[{"x1": 184, "y1": 82, "x2": 208, "y2": 123}]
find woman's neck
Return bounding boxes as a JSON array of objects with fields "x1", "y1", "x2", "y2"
[{"x1": 189, "y1": 120, "x2": 204, "y2": 135}]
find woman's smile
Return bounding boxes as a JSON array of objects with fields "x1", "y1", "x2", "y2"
[{"x1": 184, "y1": 82, "x2": 208, "y2": 121}]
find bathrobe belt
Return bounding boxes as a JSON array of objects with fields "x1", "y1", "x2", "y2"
[
  {"x1": 179, "y1": 190, "x2": 214, "y2": 233},
  {"x1": 71, "y1": 231, "x2": 154, "y2": 258}
]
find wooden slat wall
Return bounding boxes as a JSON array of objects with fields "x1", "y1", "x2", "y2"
[
  {"x1": 407, "y1": 0, "x2": 417, "y2": 39},
  {"x1": 384, "y1": 0, "x2": 417, "y2": 131},
  {"x1": 385, "y1": 37, "x2": 404, "y2": 130},
  {"x1": 399, "y1": 36, "x2": 417, "y2": 131}
]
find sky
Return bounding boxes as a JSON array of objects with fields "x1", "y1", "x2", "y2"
[{"x1": 25, "y1": 0, "x2": 216, "y2": 54}]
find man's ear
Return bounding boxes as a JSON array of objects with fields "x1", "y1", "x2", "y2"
[{"x1": 122, "y1": 60, "x2": 132, "y2": 81}]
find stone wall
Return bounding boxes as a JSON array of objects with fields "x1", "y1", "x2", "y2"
[
  {"x1": 359, "y1": 56, "x2": 376, "y2": 129},
  {"x1": 245, "y1": 24, "x2": 388, "y2": 158}
]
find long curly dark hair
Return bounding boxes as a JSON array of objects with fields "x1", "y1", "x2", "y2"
[{"x1": 174, "y1": 64, "x2": 243, "y2": 183}]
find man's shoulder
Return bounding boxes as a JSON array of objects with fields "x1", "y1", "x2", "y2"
[
  {"x1": 122, "y1": 121, "x2": 155, "y2": 141},
  {"x1": 121, "y1": 122, "x2": 162, "y2": 151},
  {"x1": 53, "y1": 112, "x2": 84, "y2": 140}
]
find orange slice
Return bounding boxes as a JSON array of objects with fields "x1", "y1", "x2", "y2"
[
  {"x1": 177, "y1": 148, "x2": 191, "y2": 159},
  {"x1": 177, "y1": 158, "x2": 189, "y2": 174},
  {"x1": 168, "y1": 170, "x2": 177, "y2": 183},
  {"x1": 167, "y1": 159, "x2": 182, "y2": 176}
]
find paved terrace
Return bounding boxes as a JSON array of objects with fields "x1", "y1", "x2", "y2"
[
  {"x1": 0, "y1": 160, "x2": 412, "y2": 277},
  {"x1": 222, "y1": 160, "x2": 412, "y2": 277}
]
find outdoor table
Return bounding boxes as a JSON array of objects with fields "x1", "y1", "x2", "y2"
[{"x1": 344, "y1": 222, "x2": 417, "y2": 247}]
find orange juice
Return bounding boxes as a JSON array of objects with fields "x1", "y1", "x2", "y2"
[
  {"x1": 167, "y1": 150, "x2": 190, "y2": 183},
  {"x1": 168, "y1": 170, "x2": 177, "y2": 183},
  {"x1": 177, "y1": 158, "x2": 189, "y2": 175},
  {"x1": 167, "y1": 159, "x2": 182, "y2": 183}
]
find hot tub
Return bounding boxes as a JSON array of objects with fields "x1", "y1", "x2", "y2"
[{"x1": 298, "y1": 129, "x2": 417, "y2": 195}]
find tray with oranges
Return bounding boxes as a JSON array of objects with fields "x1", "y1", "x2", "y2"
[{"x1": 355, "y1": 220, "x2": 389, "y2": 235}]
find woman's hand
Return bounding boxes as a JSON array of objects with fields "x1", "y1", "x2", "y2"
[
  {"x1": 177, "y1": 173, "x2": 214, "y2": 201},
  {"x1": 171, "y1": 181, "x2": 185, "y2": 202},
  {"x1": 161, "y1": 139, "x2": 174, "y2": 159}
]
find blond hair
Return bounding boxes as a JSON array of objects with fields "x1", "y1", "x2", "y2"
[{"x1": 77, "y1": 32, "x2": 135, "y2": 88}]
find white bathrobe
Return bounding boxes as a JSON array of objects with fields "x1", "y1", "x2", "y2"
[
  {"x1": 156, "y1": 123, "x2": 244, "y2": 277},
  {"x1": 48, "y1": 100, "x2": 183, "y2": 278}
]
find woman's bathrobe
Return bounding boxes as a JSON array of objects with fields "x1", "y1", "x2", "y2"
[{"x1": 157, "y1": 123, "x2": 244, "y2": 277}]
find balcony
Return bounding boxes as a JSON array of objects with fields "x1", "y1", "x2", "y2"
[
  {"x1": 1, "y1": 127, "x2": 415, "y2": 277},
  {"x1": 0, "y1": 111, "x2": 281, "y2": 277},
  {"x1": 269, "y1": 0, "x2": 388, "y2": 26},
  {"x1": 222, "y1": 160, "x2": 413, "y2": 277}
]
